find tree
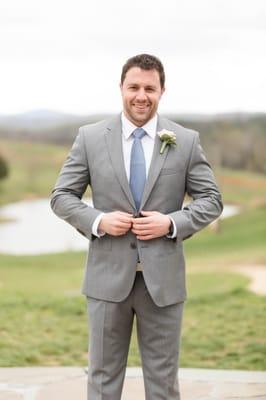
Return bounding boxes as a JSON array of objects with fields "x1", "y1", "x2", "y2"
[{"x1": 0, "y1": 154, "x2": 9, "y2": 180}]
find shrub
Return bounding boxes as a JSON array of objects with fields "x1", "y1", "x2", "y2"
[{"x1": 0, "y1": 154, "x2": 9, "y2": 180}]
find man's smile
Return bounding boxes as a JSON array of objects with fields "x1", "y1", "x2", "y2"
[{"x1": 133, "y1": 103, "x2": 150, "y2": 111}]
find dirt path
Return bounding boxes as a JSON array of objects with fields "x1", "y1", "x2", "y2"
[{"x1": 234, "y1": 265, "x2": 266, "y2": 296}]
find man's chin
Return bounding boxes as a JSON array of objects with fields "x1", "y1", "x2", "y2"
[{"x1": 130, "y1": 112, "x2": 153, "y2": 126}]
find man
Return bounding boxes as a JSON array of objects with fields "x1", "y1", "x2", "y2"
[{"x1": 51, "y1": 54, "x2": 223, "y2": 400}]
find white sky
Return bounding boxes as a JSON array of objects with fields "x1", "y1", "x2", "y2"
[{"x1": 1, "y1": 0, "x2": 266, "y2": 115}]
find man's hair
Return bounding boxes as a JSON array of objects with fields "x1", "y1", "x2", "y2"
[{"x1": 121, "y1": 54, "x2": 165, "y2": 89}]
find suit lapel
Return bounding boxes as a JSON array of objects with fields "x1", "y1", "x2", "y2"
[
  {"x1": 105, "y1": 116, "x2": 136, "y2": 209},
  {"x1": 140, "y1": 117, "x2": 169, "y2": 210}
]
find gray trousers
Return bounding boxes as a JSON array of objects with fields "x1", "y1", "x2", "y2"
[{"x1": 87, "y1": 272, "x2": 184, "y2": 400}]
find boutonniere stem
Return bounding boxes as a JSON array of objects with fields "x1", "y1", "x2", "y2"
[{"x1": 157, "y1": 129, "x2": 177, "y2": 154}]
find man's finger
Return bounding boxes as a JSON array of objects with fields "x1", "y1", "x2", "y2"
[
  {"x1": 140, "y1": 210, "x2": 156, "y2": 216},
  {"x1": 117, "y1": 211, "x2": 134, "y2": 218},
  {"x1": 132, "y1": 217, "x2": 152, "y2": 226},
  {"x1": 117, "y1": 215, "x2": 134, "y2": 223},
  {"x1": 113, "y1": 227, "x2": 131, "y2": 236},
  {"x1": 116, "y1": 220, "x2": 133, "y2": 228},
  {"x1": 132, "y1": 228, "x2": 153, "y2": 235},
  {"x1": 136, "y1": 234, "x2": 156, "y2": 240}
]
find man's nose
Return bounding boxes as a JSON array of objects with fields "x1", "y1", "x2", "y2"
[{"x1": 135, "y1": 89, "x2": 147, "y2": 101}]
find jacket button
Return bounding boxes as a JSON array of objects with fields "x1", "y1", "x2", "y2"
[{"x1": 130, "y1": 243, "x2": 137, "y2": 249}]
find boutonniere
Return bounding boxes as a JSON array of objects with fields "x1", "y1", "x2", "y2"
[{"x1": 157, "y1": 129, "x2": 177, "y2": 154}]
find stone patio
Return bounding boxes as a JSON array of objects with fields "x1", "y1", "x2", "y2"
[{"x1": 0, "y1": 367, "x2": 265, "y2": 399}]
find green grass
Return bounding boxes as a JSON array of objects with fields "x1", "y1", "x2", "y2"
[
  {"x1": 182, "y1": 275, "x2": 266, "y2": 370},
  {"x1": 184, "y1": 205, "x2": 266, "y2": 268},
  {"x1": 0, "y1": 252, "x2": 87, "y2": 366},
  {"x1": 215, "y1": 167, "x2": 266, "y2": 207},
  {"x1": 0, "y1": 222, "x2": 265, "y2": 369},
  {"x1": 0, "y1": 139, "x2": 71, "y2": 206}
]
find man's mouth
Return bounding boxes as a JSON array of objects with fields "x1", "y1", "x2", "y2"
[{"x1": 133, "y1": 104, "x2": 150, "y2": 111}]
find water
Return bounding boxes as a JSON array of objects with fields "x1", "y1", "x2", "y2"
[{"x1": 0, "y1": 199, "x2": 239, "y2": 255}]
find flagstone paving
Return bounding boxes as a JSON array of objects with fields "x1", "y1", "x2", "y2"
[{"x1": 0, "y1": 367, "x2": 265, "y2": 399}]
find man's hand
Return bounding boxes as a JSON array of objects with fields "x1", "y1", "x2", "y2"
[
  {"x1": 131, "y1": 211, "x2": 171, "y2": 240},
  {"x1": 99, "y1": 211, "x2": 133, "y2": 236}
]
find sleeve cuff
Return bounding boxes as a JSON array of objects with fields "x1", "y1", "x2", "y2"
[
  {"x1": 166, "y1": 217, "x2": 177, "y2": 239},
  {"x1": 92, "y1": 213, "x2": 106, "y2": 237}
]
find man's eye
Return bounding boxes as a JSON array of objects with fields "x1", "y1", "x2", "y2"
[{"x1": 146, "y1": 88, "x2": 155, "y2": 92}]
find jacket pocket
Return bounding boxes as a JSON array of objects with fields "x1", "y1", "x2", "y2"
[
  {"x1": 159, "y1": 168, "x2": 179, "y2": 176},
  {"x1": 91, "y1": 235, "x2": 112, "y2": 251}
]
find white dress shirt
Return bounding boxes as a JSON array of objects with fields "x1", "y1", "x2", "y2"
[{"x1": 92, "y1": 112, "x2": 176, "y2": 238}]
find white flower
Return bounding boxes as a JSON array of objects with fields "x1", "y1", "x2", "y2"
[{"x1": 157, "y1": 129, "x2": 176, "y2": 154}]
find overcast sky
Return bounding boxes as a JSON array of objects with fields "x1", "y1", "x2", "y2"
[{"x1": 1, "y1": 0, "x2": 266, "y2": 115}]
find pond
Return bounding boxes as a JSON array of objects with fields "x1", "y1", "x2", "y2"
[{"x1": 0, "y1": 199, "x2": 239, "y2": 255}]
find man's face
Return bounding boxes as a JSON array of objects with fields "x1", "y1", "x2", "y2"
[{"x1": 120, "y1": 67, "x2": 165, "y2": 127}]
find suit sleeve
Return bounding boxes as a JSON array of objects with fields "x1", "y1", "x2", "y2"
[
  {"x1": 50, "y1": 127, "x2": 102, "y2": 239},
  {"x1": 168, "y1": 131, "x2": 223, "y2": 241}
]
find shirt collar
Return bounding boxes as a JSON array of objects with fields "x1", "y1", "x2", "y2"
[{"x1": 121, "y1": 112, "x2": 158, "y2": 140}]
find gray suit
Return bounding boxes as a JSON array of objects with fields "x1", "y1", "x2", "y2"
[{"x1": 51, "y1": 114, "x2": 223, "y2": 399}]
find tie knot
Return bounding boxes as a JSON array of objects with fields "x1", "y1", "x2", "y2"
[{"x1": 132, "y1": 128, "x2": 146, "y2": 140}]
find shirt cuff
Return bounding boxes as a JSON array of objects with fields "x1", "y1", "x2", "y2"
[
  {"x1": 92, "y1": 213, "x2": 106, "y2": 237},
  {"x1": 166, "y1": 217, "x2": 177, "y2": 239}
]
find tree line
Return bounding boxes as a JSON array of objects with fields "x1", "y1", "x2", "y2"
[{"x1": 0, "y1": 112, "x2": 265, "y2": 174}]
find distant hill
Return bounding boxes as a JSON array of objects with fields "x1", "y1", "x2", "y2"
[
  {"x1": 0, "y1": 110, "x2": 81, "y2": 128},
  {"x1": 0, "y1": 110, "x2": 265, "y2": 173},
  {"x1": 0, "y1": 110, "x2": 112, "y2": 144}
]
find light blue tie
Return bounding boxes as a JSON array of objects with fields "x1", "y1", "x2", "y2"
[{"x1": 130, "y1": 128, "x2": 146, "y2": 211}]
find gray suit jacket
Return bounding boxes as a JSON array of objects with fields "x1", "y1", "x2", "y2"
[{"x1": 51, "y1": 115, "x2": 223, "y2": 306}]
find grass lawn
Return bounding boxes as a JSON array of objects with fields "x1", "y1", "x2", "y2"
[
  {"x1": 0, "y1": 138, "x2": 265, "y2": 369},
  {"x1": 0, "y1": 139, "x2": 74, "y2": 206},
  {"x1": 0, "y1": 253, "x2": 265, "y2": 369},
  {"x1": 184, "y1": 206, "x2": 266, "y2": 268},
  {"x1": 0, "y1": 206, "x2": 265, "y2": 370}
]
